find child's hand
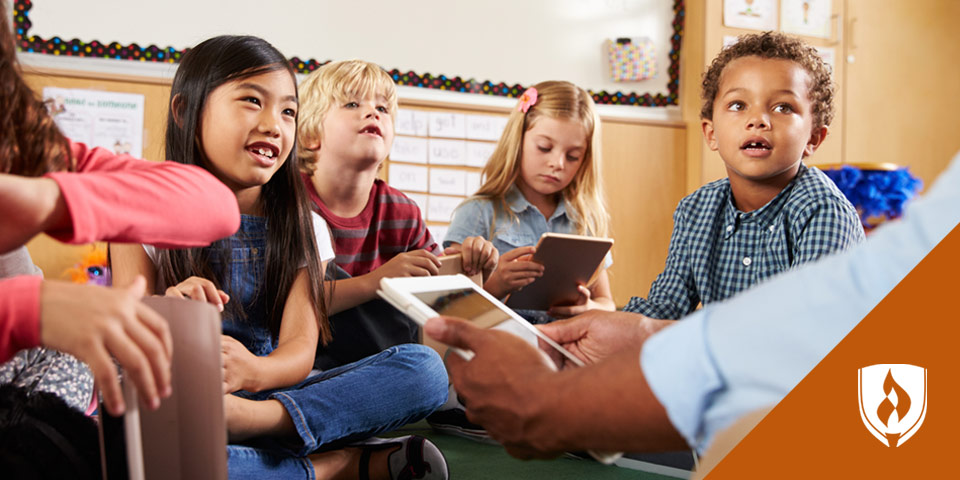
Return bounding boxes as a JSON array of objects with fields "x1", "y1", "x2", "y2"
[
  {"x1": 40, "y1": 276, "x2": 173, "y2": 416},
  {"x1": 221, "y1": 335, "x2": 259, "y2": 394},
  {"x1": 445, "y1": 236, "x2": 499, "y2": 278},
  {"x1": 547, "y1": 285, "x2": 595, "y2": 318},
  {"x1": 374, "y1": 250, "x2": 441, "y2": 281},
  {"x1": 165, "y1": 276, "x2": 230, "y2": 312},
  {"x1": 483, "y1": 246, "x2": 544, "y2": 299}
]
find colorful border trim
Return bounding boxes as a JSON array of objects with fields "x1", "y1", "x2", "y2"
[{"x1": 14, "y1": 0, "x2": 684, "y2": 107}]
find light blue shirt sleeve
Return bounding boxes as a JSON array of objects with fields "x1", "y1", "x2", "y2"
[
  {"x1": 641, "y1": 151, "x2": 960, "y2": 452},
  {"x1": 443, "y1": 199, "x2": 493, "y2": 248}
]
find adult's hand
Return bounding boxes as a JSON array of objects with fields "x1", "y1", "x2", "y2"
[
  {"x1": 424, "y1": 316, "x2": 563, "y2": 458},
  {"x1": 538, "y1": 310, "x2": 671, "y2": 367},
  {"x1": 40, "y1": 276, "x2": 173, "y2": 416}
]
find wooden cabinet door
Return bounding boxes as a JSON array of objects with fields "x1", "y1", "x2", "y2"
[{"x1": 843, "y1": 0, "x2": 960, "y2": 185}]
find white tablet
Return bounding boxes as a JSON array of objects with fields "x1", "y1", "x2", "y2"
[
  {"x1": 378, "y1": 274, "x2": 583, "y2": 367},
  {"x1": 378, "y1": 274, "x2": 622, "y2": 464}
]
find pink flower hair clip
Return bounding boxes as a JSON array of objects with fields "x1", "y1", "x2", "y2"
[{"x1": 517, "y1": 87, "x2": 538, "y2": 113}]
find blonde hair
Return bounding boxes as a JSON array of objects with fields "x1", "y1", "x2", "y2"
[
  {"x1": 473, "y1": 80, "x2": 609, "y2": 238},
  {"x1": 297, "y1": 59, "x2": 399, "y2": 174}
]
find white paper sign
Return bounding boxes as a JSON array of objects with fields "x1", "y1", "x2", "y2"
[
  {"x1": 781, "y1": 0, "x2": 832, "y2": 39},
  {"x1": 466, "y1": 114, "x2": 509, "y2": 141},
  {"x1": 816, "y1": 46, "x2": 836, "y2": 71},
  {"x1": 465, "y1": 172, "x2": 482, "y2": 196},
  {"x1": 723, "y1": 0, "x2": 778, "y2": 31},
  {"x1": 395, "y1": 109, "x2": 428, "y2": 136},
  {"x1": 428, "y1": 112, "x2": 466, "y2": 138},
  {"x1": 389, "y1": 164, "x2": 429, "y2": 192},
  {"x1": 466, "y1": 141, "x2": 496, "y2": 168},
  {"x1": 429, "y1": 168, "x2": 466, "y2": 195},
  {"x1": 405, "y1": 193, "x2": 429, "y2": 212},
  {"x1": 427, "y1": 195, "x2": 462, "y2": 222},
  {"x1": 43, "y1": 87, "x2": 145, "y2": 158},
  {"x1": 391, "y1": 136, "x2": 428, "y2": 163},
  {"x1": 428, "y1": 139, "x2": 467, "y2": 166},
  {"x1": 429, "y1": 225, "x2": 450, "y2": 245}
]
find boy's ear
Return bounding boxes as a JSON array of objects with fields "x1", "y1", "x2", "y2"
[
  {"x1": 701, "y1": 119, "x2": 719, "y2": 151},
  {"x1": 803, "y1": 125, "x2": 829, "y2": 157},
  {"x1": 170, "y1": 94, "x2": 185, "y2": 127}
]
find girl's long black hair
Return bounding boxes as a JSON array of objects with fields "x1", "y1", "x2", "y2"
[{"x1": 157, "y1": 35, "x2": 330, "y2": 343}]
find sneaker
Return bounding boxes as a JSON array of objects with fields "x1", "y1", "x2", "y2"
[
  {"x1": 425, "y1": 384, "x2": 496, "y2": 445},
  {"x1": 356, "y1": 435, "x2": 449, "y2": 480}
]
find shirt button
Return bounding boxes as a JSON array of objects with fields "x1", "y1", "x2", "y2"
[
  {"x1": 251, "y1": 247, "x2": 259, "y2": 255},
  {"x1": 726, "y1": 225, "x2": 734, "y2": 232},
  {"x1": 742, "y1": 257, "x2": 752, "y2": 266},
  {"x1": 768, "y1": 225, "x2": 775, "y2": 232}
]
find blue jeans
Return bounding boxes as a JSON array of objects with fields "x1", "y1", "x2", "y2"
[{"x1": 227, "y1": 343, "x2": 448, "y2": 479}]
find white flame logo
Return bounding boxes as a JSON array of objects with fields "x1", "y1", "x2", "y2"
[{"x1": 858, "y1": 364, "x2": 927, "y2": 447}]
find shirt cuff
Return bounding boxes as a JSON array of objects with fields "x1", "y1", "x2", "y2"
[{"x1": 640, "y1": 310, "x2": 724, "y2": 451}]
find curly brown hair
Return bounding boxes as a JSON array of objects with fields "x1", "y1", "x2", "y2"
[
  {"x1": 700, "y1": 31, "x2": 834, "y2": 131},
  {"x1": 0, "y1": 0, "x2": 72, "y2": 176}
]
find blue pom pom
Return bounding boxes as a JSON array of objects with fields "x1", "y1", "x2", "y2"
[{"x1": 823, "y1": 165, "x2": 923, "y2": 227}]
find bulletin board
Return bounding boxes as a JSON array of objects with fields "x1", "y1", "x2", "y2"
[
  {"x1": 386, "y1": 107, "x2": 508, "y2": 243},
  {"x1": 14, "y1": 0, "x2": 685, "y2": 108}
]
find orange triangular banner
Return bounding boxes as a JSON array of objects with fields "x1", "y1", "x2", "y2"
[{"x1": 707, "y1": 224, "x2": 960, "y2": 478}]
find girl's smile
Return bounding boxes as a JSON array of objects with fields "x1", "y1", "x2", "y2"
[{"x1": 199, "y1": 68, "x2": 298, "y2": 196}]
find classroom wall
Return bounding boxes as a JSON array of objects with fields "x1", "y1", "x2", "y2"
[{"x1": 22, "y1": 67, "x2": 686, "y2": 307}]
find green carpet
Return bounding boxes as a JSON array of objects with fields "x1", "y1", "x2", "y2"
[{"x1": 385, "y1": 421, "x2": 682, "y2": 479}]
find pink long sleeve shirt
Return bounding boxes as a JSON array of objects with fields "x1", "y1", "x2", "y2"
[{"x1": 0, "y1": 142, "x2": 240, "y2": 361}]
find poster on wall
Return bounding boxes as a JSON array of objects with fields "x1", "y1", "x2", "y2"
[
  {"x1": 723, "y1": 0, "x2": 778, "y2": 31},
  {"x1": 781, "y1": 0, "x2": 832, "y2": 39},
  {"x1": 42, "y1": 87, "x2": 145, "y2": 158}
]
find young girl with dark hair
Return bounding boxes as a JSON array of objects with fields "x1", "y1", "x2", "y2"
[
  {"x1": 0, "y1": 0, "x2": 239, "y2": 417},
  {"x1": 111, "y1": 35, "x2": 448, "y2": 480}
]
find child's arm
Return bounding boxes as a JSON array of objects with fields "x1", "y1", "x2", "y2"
[
  {"x1": 548, "y1": 269, "x2": 616, "y2": 317},
  {"x1": 325, "y1": 251, "x2": 441, "y2": 314},
  {"x1": 442, "y1": 236, "x2": 499, "y2": 280},
  {"x1": 222, "y1": 269, "x2": 317, "y2": 393},
  {"x1": 47, "y1": 142, "x2": 240, "y2": 248},
  {"x1": 791, "y1": 197, "x2": 865, "y2": 266},
  {"x1": 622, "y1": 206, "x2": 699, "y2": 320}
]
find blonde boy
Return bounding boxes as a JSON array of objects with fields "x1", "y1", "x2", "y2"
[{"x1": 298, "y1": 60, "x2": 448, "y2": 368}]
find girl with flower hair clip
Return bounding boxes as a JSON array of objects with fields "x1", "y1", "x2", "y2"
[{"x1": 445, "y1": 80, "x2": 614, "y2": 320}]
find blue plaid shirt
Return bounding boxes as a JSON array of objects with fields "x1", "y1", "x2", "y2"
[{"x1": 624, "y1": 164, "x2": 865, "y2": 319}]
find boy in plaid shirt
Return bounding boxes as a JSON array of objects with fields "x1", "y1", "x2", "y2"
[{"x1": 624, "y1": 32, "x2": 864, "y2": 320}]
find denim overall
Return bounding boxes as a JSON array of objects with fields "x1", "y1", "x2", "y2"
[{"x1": 222, "y1": 216, "x2": 447, "y2": 479}]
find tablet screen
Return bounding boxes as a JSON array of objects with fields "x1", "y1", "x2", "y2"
[{"x1": 414, "y1": 287, "x2": 537, "y2": 343}]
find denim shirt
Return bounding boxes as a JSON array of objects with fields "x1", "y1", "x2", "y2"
[
  {"x1": 445, "y1": 186, "x2": 612, "y2": 267},
  {"x1": 444, "y1": 185, "x2": 573, "y2": 254}
]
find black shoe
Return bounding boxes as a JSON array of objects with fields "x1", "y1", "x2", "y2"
[{"x1": 357, "y1": 435, "x2": 449, "y2": 480}]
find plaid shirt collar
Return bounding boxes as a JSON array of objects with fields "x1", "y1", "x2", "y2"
[{"x1": 723, "y1": 164, "x2": 808, "y2": 239}]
